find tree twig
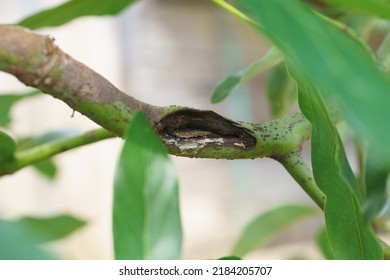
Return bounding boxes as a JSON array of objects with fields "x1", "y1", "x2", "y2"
[
  {"x1": 276, "y1": 148, "x2": 326, "y2": 209},
  {"x1": 0, "y1": 128, "x2": 114, "y2": 176}
]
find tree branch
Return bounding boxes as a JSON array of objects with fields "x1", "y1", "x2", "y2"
[{"x1": 0, "y1": 24, "x2": 311, "y2": 160}]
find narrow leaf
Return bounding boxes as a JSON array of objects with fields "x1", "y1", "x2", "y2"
[
  {"x1": 0, "y1": 220, "x2": 53, "y2": 260},
  {"x1": 113, "y1": 111, "x2": 182, "y2": 260},
  {"x1": 316, "y1": 227, "x2": 335, "y2": 260},
  {"x1": 0, "y1": 130, "x2": 16, "y2": 163},
  {"x1": 235, "y1": 0, "x2": 390, "y2": 166},
  {"x1": 0, "y1": 91, "x2": 40, "y2": 127},
  {"x1": 8, "y1": 215, "x2": 87, "y2": 244},
  {"x1": 231, "y1": 204, "x2": 317, "y2": 257},
  {"x1": 265, "y1": 62, "x2": 297, "y2": 118},
  {"x1": 299, "y1": 85, "x2": 383, "y2": 259},
  {"x1": 211, "y1": 72, "x2": 242, "y2": 104},
  {"x1": 18, "y1": 0, "x2": 137, "y2": 30},
  {"x1": 211, "y1": 47, "x2": 282, "y2": 103}
]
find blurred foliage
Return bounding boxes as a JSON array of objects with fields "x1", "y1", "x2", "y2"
[
  {"x1": 18, "y1": 0, "x2": 138, "y2": 29},
  {"x1": 0, "y1": 130, "x2": 16, "y2": 163},
  {"x1": 0, "y1": 221, "x2": 53, "y2": 260},
  {"x1": 7, "y1": 215, "x2": 87, "y2": 244},
  {"x1": 265, "y1": 62, "x2": 297, "y2": 118},
  {"x1": 211, "y1": 48, "x2": 283, "y2": 104},
  {"x1": 0, "y1": 91, "x2": 40, "y2": 127},
  {"x1": 232, "y1": 205, "x2": 318, "y2": 257}
]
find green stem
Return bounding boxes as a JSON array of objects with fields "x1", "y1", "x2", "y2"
[
  {"x1": 0, "y1": 128, "x2": 115, "y2": 176},
  {"x1": 276, "y1": 148, "x2": 326, "y2": 209}
]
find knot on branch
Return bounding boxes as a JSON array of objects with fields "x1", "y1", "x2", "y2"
[{"x1": 157, "y1": 108, "x2": 256, "y2": 150}]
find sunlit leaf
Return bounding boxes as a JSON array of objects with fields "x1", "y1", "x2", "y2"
[
  {"x1": 231, "y1": 204, "x2": 317, "y2": 257},
  {"x1": 265, "y1": 62, "x2": 297, "y2": 118},
  {"x1": 211, "y1": 47, "x2": 282, "y2": 103},
  {"x1": 8, "y1": 215, "x2": 87, "y2": 244},
  {"x1": 113, "y1": 111, "x2": 182, "y2": 260},
  {"x1": 316, "y1": 227, "x2": 335, "y2": 260},
  {"x1": 299, "y1": 85, "x2": 383, "y2": 259},
  {"x1": 235, "y1": 0, "x2": 390, "y2": 166},
  {"x1": 0, "y1": 91, "x2": 40, "y2": 127},
  {"x1": 18, "y1": 0, "x2": 137, "y2": 29},
  {"x1": 0, "y1": 220, "x2": 53, "y2": 260},
  {"x1": 0, "y1": 130, "x2": 16, "y2": 163}
]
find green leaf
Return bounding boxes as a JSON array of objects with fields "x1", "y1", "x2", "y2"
[
  {"x1": 0, "y1": 220, "x2": 53, "y2": 260},
  {"x1": 8, "y1": 214, "x2": 87, "y2": 244},
  {"x1": 0, "y1": 130, "x2": 16, "y2": 163},
  {"x1": 211, "y1": 73, "x2": 242, "y2": 104},
  {"x1": 265, "y1": 62, "x2": 297, "y2": 118},
  {"x1": 0, "y1": 91, "x2": 40, "y2": 127},
  {"x1": 18, "y1": 0, "x2": 137, "y2": 30},
  {"x1": 316, "y1": 227, "x2": 335, "y2": 260},
  {"x1": 362, "y1": 150, "x2": 389, "y2": 223},
  {"x1": 231, "y1": 204, "x2": 317, "y2": 257},
  {"x1": 235, "y1": 0, "x2": 390, "y2": 166},
  {"x1": 324, "y1": 0, "x2": 390, "y2": 20},
  {"x1": 113, "y1": 111, "x2": 182, "y2": 260},
  {"x1": 211, "y1": 47, "x2": 283, "y2": 103},
  {"x1": 299, "y1": 85, "x2": 383, "y2": 259},
  {"x1": 33, "y1": 159, "x2": 58, "y2": 180}
]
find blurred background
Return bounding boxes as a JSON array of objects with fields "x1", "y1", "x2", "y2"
[{"x1": 0, "y1": 0, "x2": 327, "y2": 259}]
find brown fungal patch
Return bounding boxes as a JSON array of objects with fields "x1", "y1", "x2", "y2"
[{"x1": 157, "y1": 108, "x2": 256, "y2": 150}]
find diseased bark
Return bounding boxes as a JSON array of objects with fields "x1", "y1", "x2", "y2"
[{"x1": 0, "y1": 24, "x2": 310, "y2": 159}]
